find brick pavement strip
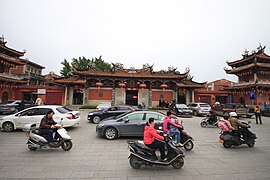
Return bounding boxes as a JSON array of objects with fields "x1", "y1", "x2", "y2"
[{"x1": 0, "y1": 111, "x2": 270, "y2": 179}]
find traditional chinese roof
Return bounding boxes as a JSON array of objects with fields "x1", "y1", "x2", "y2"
[
  {"x1": 224, "y1": 81, "x2": 270, "y2": 90},
  {"x1": 225, "y1": 62, "x2": 270, "y2": 74},
  {"x1": 226, "y1": 46, "x2": 270, "y2": 68},
  {"x1": 0, "y1": 44, "x2": 25, "y2": 57},
  {"x1": 54, "y1": 76, "x2": 86, "y2": 84},
  {"x1": 73, "y1": 69, "x2": 189, "y2": 79},
  {"x1": 0, "y1": 52, "x2": 25, "y2": 65},
  {"x1": 19, "y1": 58, "x2": 45, "y2": 69},
  {"x1": 0, "y1": 74, "x2": 28, "y2": 83},
  {"x1": 177, "y1": 79, "x2": 206, "y2": 88}
]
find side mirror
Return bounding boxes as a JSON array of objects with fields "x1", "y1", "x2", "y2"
[
  {"x1": 158, "y1": 126, "x2": 162, "y2": 130},
  {"x1": 123, "y1": 117, "x2": 129, "y2": 123}
]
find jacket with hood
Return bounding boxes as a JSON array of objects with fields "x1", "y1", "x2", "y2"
[{"x1": 144, "y1": 124, "x2": 164, "y2": 144}]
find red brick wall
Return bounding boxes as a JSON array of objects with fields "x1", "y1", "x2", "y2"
[
  {"x1": 152, "y1": 90, "x2": 173, "y2": 101},
  {"x1": 88, "y1": 89, "x2": 112, "y2": 100},
  {"x1": 10, "y1": 65, "x2": 24, "y2": 74}
]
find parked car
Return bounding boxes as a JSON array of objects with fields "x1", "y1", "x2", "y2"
[
  {"x1": 0, "y1": 100, "x2": 35, "y2": 114},
  {"x1": 187, "y1": 103, "x2": 211, "y2": 116},
  {"x1": 96, "y1": 110, "x2": 179, "y2": 140},
  {"x1": 0, "y1": 105, "x2": 80, "y2": 132},
  {"x1": 172, "y1": 104, "x2": 193, "y2": 117},
  {"x1": 96, "y1": 102, "x2": 111, "y2": 110},
  {"x1": 261, "y1": 106, "x2": 270, "y2": 117},
  {"x1": 212, "y1": 103, "x2": 252, "y2": 118},
  {"x1": 88, "y1": 105, "x2": 135, "y2": 124}
]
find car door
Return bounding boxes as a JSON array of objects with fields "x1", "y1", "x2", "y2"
[
  {"x1": 145, "y1": 112, "x2": 164, "y2": 131},
  {"x1": 119, "y1": 112, "x2": 145, "y2": 136},
  {"x1": 103, "y1": 107, "x2": 118, "y2": 119},
  {"x1": 33, "y1": 108, "x2": 53, "y2": 126},
  {"x1": 13, "y1": 108, "x2": 39, "y2": 128}
]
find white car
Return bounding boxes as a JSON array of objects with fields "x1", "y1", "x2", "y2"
[
  {"x1": 0, "y1": 105, "x2": 80, "y2": 132},
  {"x1": 96, "y1": 102, "x2": 111, "y2": 110}
]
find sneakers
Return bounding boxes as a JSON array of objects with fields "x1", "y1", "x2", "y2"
[
  {"x1": 160, "y1": 158, "x2": 167, "y2": 162},
  {"x1": 175, "y1": 143, "x2": 184, "y2": 147}
]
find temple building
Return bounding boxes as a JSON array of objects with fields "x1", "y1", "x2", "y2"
[
  {"x1": 224, "y1": 45, "x2": 270, "y2": 106},
  {"x1": 0, "y1": 36, "x2": 64, "y2": 104},
  {"x1": 55, "y1": 65, "x2": 205, "y2": 107}
]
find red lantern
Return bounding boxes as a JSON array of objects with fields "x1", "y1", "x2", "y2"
[
  {"x1": 95, "y1": 82, "x2": 103, "y2": 91},
  {"x1": 160, "y1": 84, "x2": 168, "y2": 92},
  {"x1": 118, "y1": 82, "x2": 126, "y2": 89},
  {"x1": 139, "y1": 83, "x2": 147, "y2": 89}
]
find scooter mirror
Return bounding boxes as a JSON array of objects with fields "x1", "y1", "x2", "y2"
[{"x1": 158, "y1": 126, "x2": 162, "y2": 130}]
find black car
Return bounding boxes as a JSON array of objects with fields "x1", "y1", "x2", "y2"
[
  {"x1": 96, "y1": 110, "x2": 178, "y2": 140},
  {"x1": 261, "y1": 106, "x2": 270, "y2": 117},
  {"x1": 88, "y1": 105, "x2": 135, "y2": 124},
  {"x1": 0, "y1": 100, "x2": 34, "y2": 114}
]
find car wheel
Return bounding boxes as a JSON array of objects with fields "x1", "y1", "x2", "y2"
[
  {"x1": 172, "y1": 157, "x2": 184, "y2": 169},
  {"x1": 2, "y1": 122, "x2": 14, "y2": 132},
  {"x1": 193, "y1": 111, "x2": 198, "y2": 116},
  {"x1": 92, "y1": 116, "x2": 101, "y2": 124},
  {"x1": 104, "y1": 127, "x2": 118, "y2": 140},
  {"x1": 247, "y1": 141, "x2": 255, "y2": 147},
  {"x1": 61, "y1": 140, "x2": 73, "y2": 151}
]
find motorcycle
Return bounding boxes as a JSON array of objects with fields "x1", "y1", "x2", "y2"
[
  {"x1": 172, "y1": 127, "x2": 194, "y2": 151},
  {"x1": 219, "y1": 122, "x2": 256, "y2": 148},
  {"x1": 200, "y1": 116, "x2": 219, "y2": 128},
  {"x1": 127, "y1": 134, "x2": 185, "y2": 169},
  {"x1": 23, "y1": 123, "x2": 73, "y2": 151}
]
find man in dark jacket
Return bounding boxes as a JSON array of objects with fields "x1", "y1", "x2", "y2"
[{"x1": 38, "y1": 110, "x2": 57, "y2": 145}]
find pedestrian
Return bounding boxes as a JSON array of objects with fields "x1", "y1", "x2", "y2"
[
  {"x1": 254, "y1": 105, "x2": 262, "y2": 124},
  {"x1": 35, "y1": 98, "x2": 43, "y2": 105},
  {"x1": 18, "y1": 100, "x2": 25, "y2": 111}
]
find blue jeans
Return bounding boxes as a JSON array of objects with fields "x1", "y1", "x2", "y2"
[
  {"x1": 40, "y1": 129, "x2": 56, "y2": 142},
  {"x1": 170, "y1": 129, "x2": 181, "y2": 144}
]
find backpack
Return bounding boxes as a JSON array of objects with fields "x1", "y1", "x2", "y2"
[{"x1": 218, "y1": 121, "x2": 229, "y2": 132}]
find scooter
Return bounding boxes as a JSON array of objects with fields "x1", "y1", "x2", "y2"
[
  {"x1": 200, "y1": 116, "x2": 219, "y2": 128},
  {"x1": 23, "y1": 123, "x2": 73, "y2": 151},
  {"x1": 127, "y1": 134, "x2": 185, "y2": 169},
  {"x1": 175, "y1": 127, "x2": 194, "y2": 151},
  {"x1": 219, "y1": 123, "x2": 256, "y2": 148}
]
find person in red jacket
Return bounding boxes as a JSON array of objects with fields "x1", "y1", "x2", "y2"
[
  {"x1": 144, "y1": 117, "x2": 166, "y2": 161},
  {"x1": 163, "y1": 111, "x2": 183, "y2": 146}
]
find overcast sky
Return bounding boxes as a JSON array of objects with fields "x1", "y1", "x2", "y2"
[{"x1": 1, "y1": 0, "x2": 270, "y2": 83}]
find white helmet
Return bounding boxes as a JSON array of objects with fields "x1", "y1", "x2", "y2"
[{"x1": 229, "y1": 112, "x2": 237, "y2": 117}]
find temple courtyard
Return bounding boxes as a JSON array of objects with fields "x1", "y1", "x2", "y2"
[{"x1": 0, "y1": 110, "x2": 270, "y2": 180}]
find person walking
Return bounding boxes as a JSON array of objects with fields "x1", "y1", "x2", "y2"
[{"x1": 254, "y1": 105, "x2": 262, "y2": 124}]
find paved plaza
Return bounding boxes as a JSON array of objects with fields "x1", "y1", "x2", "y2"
[{"x1": 0, "y1": 110, "x2": 270, "y2": 180}]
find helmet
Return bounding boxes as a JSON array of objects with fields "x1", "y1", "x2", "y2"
[{"x1": 229, "y1": 112, "x2": 237, "y2": 117}]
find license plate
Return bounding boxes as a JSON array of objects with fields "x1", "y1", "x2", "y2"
[{"x1": 219, "y1": 140, "x2": 224, "y2": 144}]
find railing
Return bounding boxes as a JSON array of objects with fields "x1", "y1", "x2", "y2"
[
  {"x1": 0, "y1": 73, "x2": 22, "y2": 80},
  {"x1": 230, "y1": 81, "x2": 270, "y2": 86}
]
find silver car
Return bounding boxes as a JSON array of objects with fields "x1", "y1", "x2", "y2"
[{"x1": 188, "y1": 103, "x2": 211, "y2": 116}]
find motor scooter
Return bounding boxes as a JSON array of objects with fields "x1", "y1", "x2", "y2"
[
  {"x1": 23, "y1": 122, "x2": 73, "y2": 151},
  {"x1": 175, "y1": 127, "x2": 194, "y2": 151},
  {"x1": 219, "y1": 122, "x2": 256, "y2": 148},
  {"x1": 127, "y1": 134, "x2": 185, "y2": 169},
  {"x1": 200, "y1": 116, "x2": 219, "y2": 128}
]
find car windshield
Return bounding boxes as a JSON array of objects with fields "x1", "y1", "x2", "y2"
[
  {"x1": 0, "y1": 100, "x2": 16, "y2": 104},
  {"x1": 176, "y1": 104, "x2": 187, "y2": 109},
  {"x1": 56, "y1": 107, "x2": 72, "y2": 114},
  {"x1": 200, "y1": 104, "x2": 210, "y2": 107}
]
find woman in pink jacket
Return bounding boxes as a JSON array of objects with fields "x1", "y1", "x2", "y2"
[{"x1": 144, "y1": 118, "x2": 166, "y2": 161}]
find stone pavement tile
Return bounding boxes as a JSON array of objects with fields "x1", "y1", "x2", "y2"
[
  {"x1": 196, "y1": 167, "x2": 238, "y2": 175},
  {"x1": 192, "y1": 175, "x2": 217, "y2": 180},
  {"x1": 70, "y1": 171, "x2": 95, "y2": 179},
  {"x1": 150, "y1": 176, "x2": 195, "y2": 180},
  {"x1": 93, "y1": 170, "x2": 116, "y2": 178},
  {"x1": 104, "y1": 178, "x2": 127, "y2": 180},
  {"x1": 116, "y1": 170, "x2": 139, "y2": 177},
  {"x1": 0, "y1": 172, "x2": 26, "y2": 179},
  {"x1": 0, "y1": 165, "x2": 24, "y2": 172},
  {"x1": 128, "y1": 177, "x2": 150, "y2": 180},
  {"x1": 19, "y1": 166, "x2": 46, "y2": 173}
]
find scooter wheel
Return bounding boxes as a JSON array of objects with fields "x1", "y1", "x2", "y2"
[
  {"x1": 247, "y1": 141, "x2": 255, "y2": 147},
  {"x1": 184, "y1": 141, "x2": 194, "y2": 151},
  {"x1": 172, "y1": 157, "x2": 184, "y2": 169},
  {"x1": 200, "y1": 122, "x2": 207, "y2": 128},
  {"x1": 28, "y1": 145, "x2": 37, "y2": 151},
  {"x1": 129, "y1": 155, "x2": 142, "y2": 169},
  {"x1": 223, "y1": 141, "x2": 232, "y2": 148},
  {"x1": 61, "y1": 140, "x2": 73, "y2": 151}
]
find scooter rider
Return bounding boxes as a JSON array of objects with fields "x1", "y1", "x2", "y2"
[
  {"x1": 38, "y1": 110, "x2": 57, "y2": 146},
  {"x1": 208, "y1": 110, "x2": 217, "y2": 125},
  {"x1": 163, "y1": 111, "x2": 183, "y2": 146},
  {"x1": 144, "y1": 118, "x2": 166, "y2": 162},
  {"x1": 228, "y1": 112, "x2": 249, "y2": 140}
]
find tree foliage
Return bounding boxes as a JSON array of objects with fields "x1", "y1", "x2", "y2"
[{"x1": 60, "y1": 59, "x2": 72, "y2": 77}]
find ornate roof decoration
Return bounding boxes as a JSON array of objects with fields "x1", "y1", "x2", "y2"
[{"x1": 54, "y1": 76, "x2": 86, "y2": 84}]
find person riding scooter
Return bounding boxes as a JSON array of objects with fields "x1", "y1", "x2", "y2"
[
  {"x1": 144, "y1": 118, "x2": 166, "y2": 162},
  {"x1": 38, "y1": 110, "x2": 57, "y2": 146},
  {"x1": 208, "y1": 110, "x2": 217, "y2": 125},
  {"x1": 228, "y1": 112, "x2": 249, "y2": 140},
  {"x1": 163, "y1": 111, "x2": 183, "y2": 147}
]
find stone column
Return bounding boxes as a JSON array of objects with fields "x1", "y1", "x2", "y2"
[
  {"x1": 83, "y1": 88, "x2": 88, "y2": 105},
  {"x1": 114, "y1": 88, "x2": 126, "y2": 105},
  {"x1": 138, "y1": 88, "x2": 149, "y2": 108},
  {"x1": 68, "y1": 87, "x2": 73, "y2": 105},
  {"x1": 191, "y1": 89, "x2": 195, "y2": 102},
  {"x1": 185, "y1": 90, "x2": 191, "y2": 105},
  {"x1": 64, "y1": 86, "x2": 68, "y2": 106}
]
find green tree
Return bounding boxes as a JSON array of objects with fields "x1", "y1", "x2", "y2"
[
  {"x1": 90, "y1": 56, "x2": 112, "y2": 71},
  {"x1": 60, "y1": 59, "x2": 72, "y2": 77},
  {"x1": 71, "y1": 56, "x2": 91, "y2": 71}
]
